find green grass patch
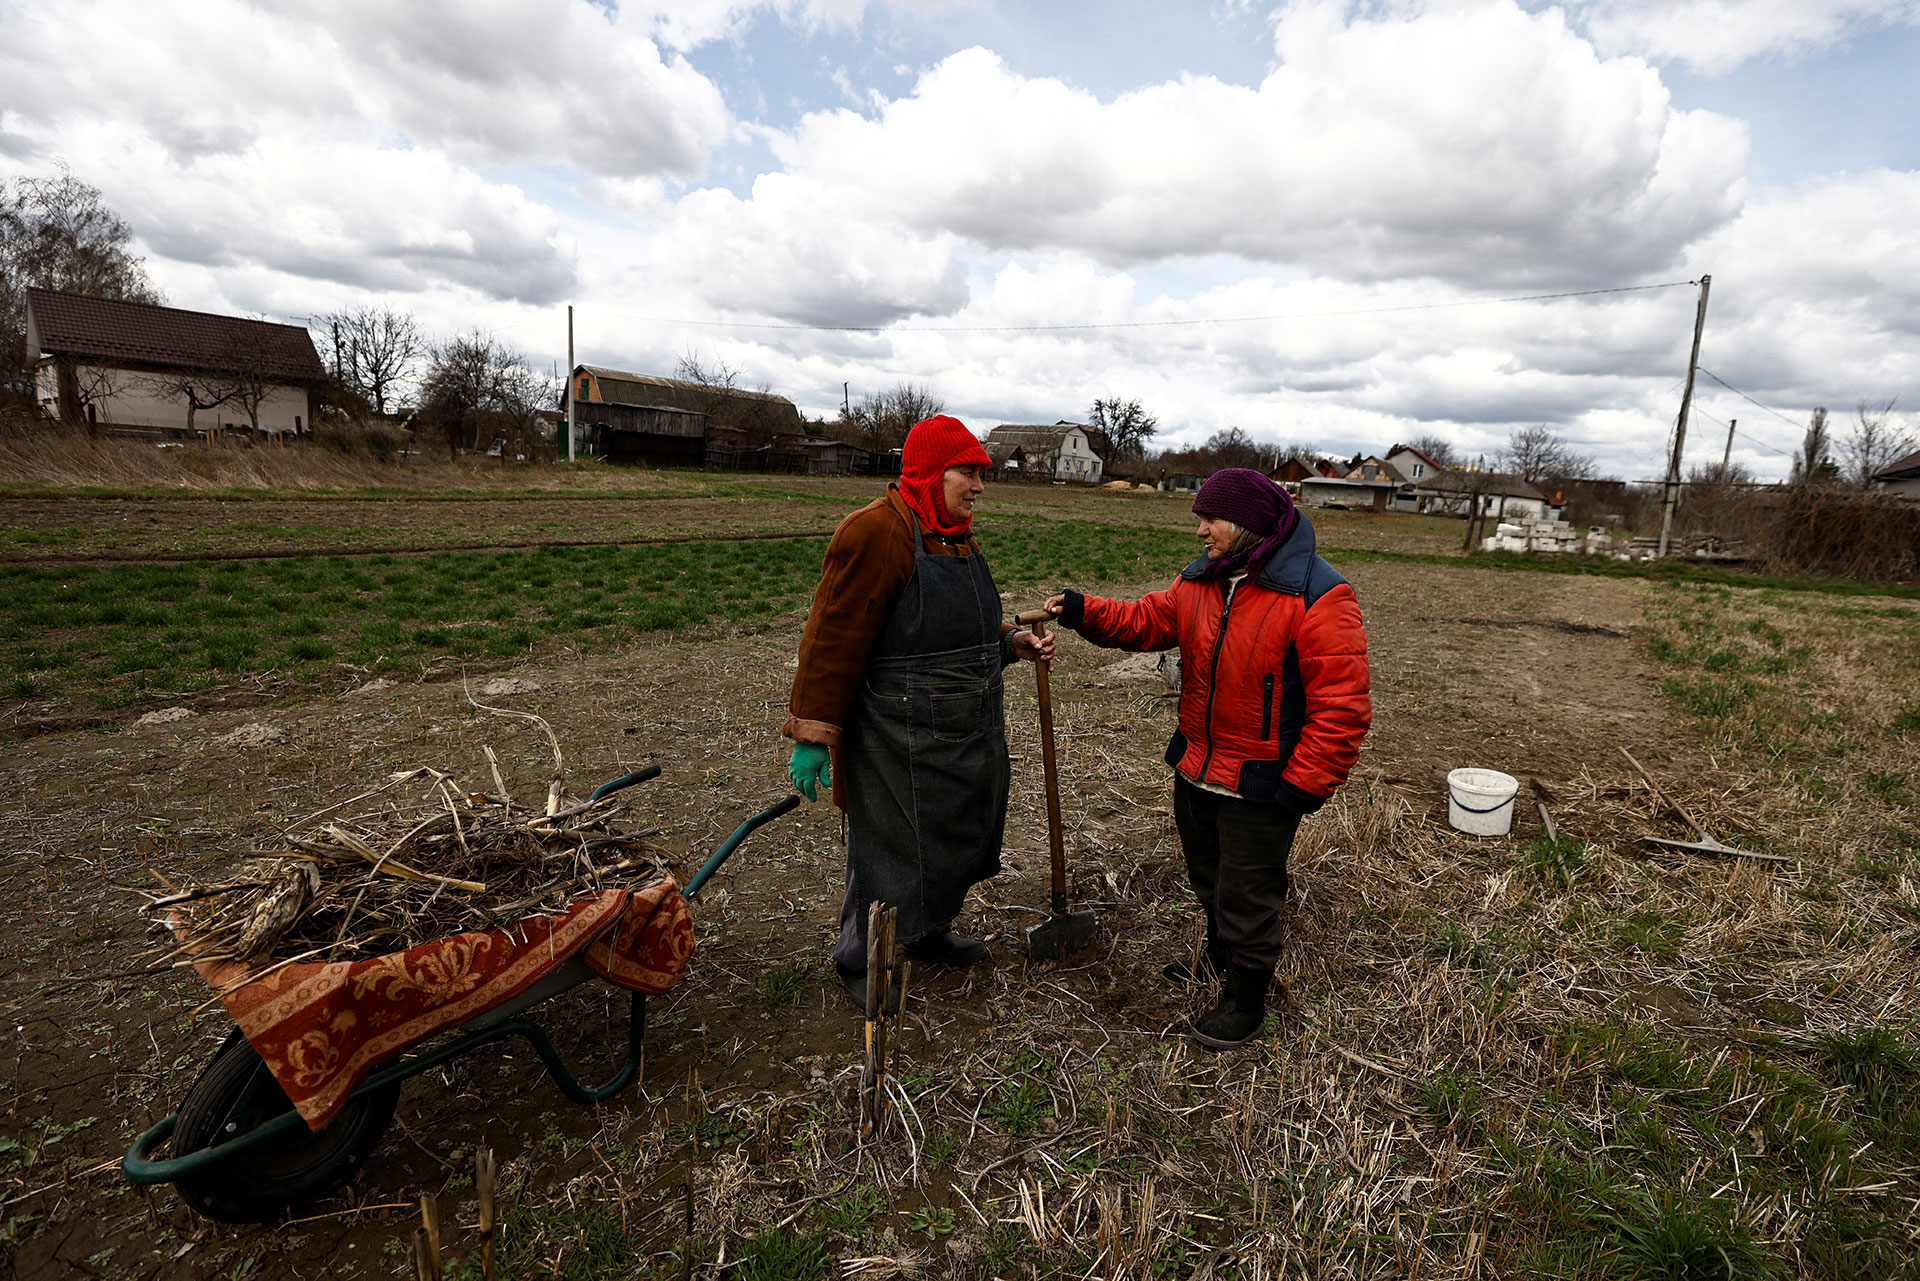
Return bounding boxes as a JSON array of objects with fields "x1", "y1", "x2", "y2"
[
  {"x1": 755, "y1": 962, "x2": 813, "y2": 1012},
  {"x1": 1590, "y1": 1189, "x2": 1781, "y2": 1281},
  {"x1": 1523, "y1": 834, "x2": 1588, "y2": 888},
  {"x1": 0, "y1": 515, "x2": 1264, "y2": 710},
  {"x1": 986, "y1": 1078, "x2": 1053, "y2": 1137}
]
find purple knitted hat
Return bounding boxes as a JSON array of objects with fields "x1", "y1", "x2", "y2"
[{"x1": 1192, "y1": 468, "x2": 1292, "y2": 534}]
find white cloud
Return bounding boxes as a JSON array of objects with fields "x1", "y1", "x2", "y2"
[
  {"x1": 1567, "y1": 0, "x2": 1920, "y2": 75},
  {"x1": 762, "y1": 2, "x2": 1746, "y2": 286},
  {"x1": 251, "y1": 0, "x2": 734, "y2": 176},
  {"x1": 41, "y1": 119, "x2": 578, "y2": 305},
  {"x1": 1681, "y1": 168, "x2": 1920, "y2": 425},
  {"x1": 646, "y1": 172, "x2": 969, "y2": 325},
  {"x1": 0, "y1": 0, "x2": 732, "y2": 308},
  {"x1": 3, "y1": 1, "x2": 734, "y2": 177}
]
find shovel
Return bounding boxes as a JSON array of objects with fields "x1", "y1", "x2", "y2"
[{"x1": 1014, "y1": 609, "x2": 1097, "y2": 962}]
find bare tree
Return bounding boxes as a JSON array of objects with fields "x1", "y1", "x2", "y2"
[
  {"x1": 1503, "y1": 423, "x2": 1591, "y2": 485},
  {"x1": 69, "y1": 362, "x2": 127, "y2": 433},
  {"x1": 674, "y1": 349, "x2": 740, "y2": 393},
  {"x1": 320, "y1": 305, "x2": 421, "y2": 416},
  {"x1": 219, "y1": 332, "x2": 284, "y2": 435},
  {"x1": 418, "y1": 331, "x2": 549, "y2": 461},
  {"x1": 0, "y1": 165, "x2": 163, "y2": 406},
  {"x1": 1840, "y1": 397, "x2": 1914, "y2": 487},
  {"x1": 1791, "y1": 407, "x2": 1838, "y2": 486},
  {"x1": 1202, "y1": 427, "x2": 1268, "y2": 472},
  {"x1": 156, "y1": 369, "x2": 238, "y2": 439},
  {"x1": 1406, "y1": 433, "x2": 1458, "y2": 468},
  {"x1": 846, "y1": 381, "x2": 943, "y2": 453},
  {"x1": 1087, "y1": 397, "x2": 1159, "y2": 463},
  {"x1": 1687, "y1": 458, "x2": 1754, "y2": 487}
]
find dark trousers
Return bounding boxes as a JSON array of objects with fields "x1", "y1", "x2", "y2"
[{"x1": 1172, "y1": 775, "x2": 1302, "y2": 971}]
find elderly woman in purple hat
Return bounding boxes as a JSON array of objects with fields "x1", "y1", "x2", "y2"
[{"x1": 1045, "y1": 468, "x2": 1371, "y2": 1047}]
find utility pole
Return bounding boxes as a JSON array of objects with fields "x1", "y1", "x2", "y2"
[
  {"x1": 842, "y1": 382, "x2": 850, "y2": 418},
  {"x1": 1658, "y1": 274, "x2": 1711, "y2": 559},
  {"x1": 1719, "y1": 417, "x2": 1736, "y2": 479},
  {"x1": 565, "y1": 305, "x2": 576, "y2": 464}
]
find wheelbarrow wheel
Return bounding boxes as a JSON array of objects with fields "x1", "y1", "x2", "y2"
[{"x1": 170, "y1": 1028, "x2": 400, "y2": 1223}]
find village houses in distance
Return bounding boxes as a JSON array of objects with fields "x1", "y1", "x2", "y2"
[{"x1": 23, "y1": 289, "x2": 1920, "y2": 537}]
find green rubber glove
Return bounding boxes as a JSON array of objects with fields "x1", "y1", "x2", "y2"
[{"x1": 788, "y1": 742, "x2": 832, "y2": 802}]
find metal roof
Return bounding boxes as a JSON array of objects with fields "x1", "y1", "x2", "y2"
[
  {"x1": 1873, "y1": 448, "x2": 1920, "y2": 481},
  {"x1": 578, "y1": 365, "x2": 797, "y2": 413}
]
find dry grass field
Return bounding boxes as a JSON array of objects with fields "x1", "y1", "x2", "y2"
[{"x1": 0, "y1": 444, "x2": 1915, "y2": 1281}]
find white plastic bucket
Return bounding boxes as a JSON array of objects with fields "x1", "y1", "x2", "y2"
[{"x1": 1447, "y1": 768, "x2": 1519, "y2": 836}]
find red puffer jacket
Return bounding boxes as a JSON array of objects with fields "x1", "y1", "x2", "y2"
[{"x1": 1063, "y1": 515, "x2": 1370, "y2": 811}]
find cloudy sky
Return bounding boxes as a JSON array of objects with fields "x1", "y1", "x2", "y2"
[{"x1": 3, "y1": 0, "x2": 1916, "y2": 479}]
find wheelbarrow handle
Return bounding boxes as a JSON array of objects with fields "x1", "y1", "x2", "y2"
[
  {"x1": 590, "y1": 765, "x2": 662, "y2": 802},
  {"x1": 684, "y1": 795, "x2": 801, "y2": 900}
]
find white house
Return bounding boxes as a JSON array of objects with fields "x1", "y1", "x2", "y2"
[
  {"x1": 1299, "y1": 475, "x2": 1397, "y2": 510},
  {"x1": 27, "y1": 289, "x2": 325, "y2": 436},
  {"x1": 1414, "y1": 471, "x2": 1552, "y2": 520},
  {"x1": 1385, "y1": 445, "x2": 1447, "y2": 485},
  {"x1": 1872, "y1": 448, "x2": 1920, "y2": 500},
  {"x1": 983, "y1": 421, "x2": 1105, "y2": 483}
]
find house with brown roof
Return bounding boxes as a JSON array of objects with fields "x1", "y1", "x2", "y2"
[
  {"x1": 1872, "y1": 447, "x2": 1920, "y2": 500},
  {"x1": 567, "y1": 364, "x2": 802, "y2": 468},
  {"x1": 1344, "y1": 455, "x2": 1404, "y2": 484},
  {"x1": 26, "y1": 289, "x2": 325, "y2": 436},
  {"x1": 1384, "y1": 444, "x2": 1447, "y2": 485},
  {"x1": 1266, "y1": 451, "x2": 1341, "y2": 484}
]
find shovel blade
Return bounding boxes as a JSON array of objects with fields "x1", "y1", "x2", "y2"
[{"x1": 1025, "y1": 911, "x2": 1097, "y2": 962}]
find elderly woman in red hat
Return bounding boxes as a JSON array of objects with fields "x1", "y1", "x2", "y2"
[
  {"x1": 1045, "y1": 468, "x2": 1370, "y2": 1047},
  {"x1": 784, "y1": 415, "x2": 1052, "y2": 1008}
]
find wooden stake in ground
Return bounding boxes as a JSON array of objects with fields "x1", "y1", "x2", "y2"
[
  {"x1": 860, "y1": 902, "x2": 899, "y2": 1141},
  {"x1": 475, "y1": 1146, "x2": 497, "y2": 1281},
  {"x1": 417, "y1": 1193, "x2": 441, "y2": 1281},
  {"x1": 681, "y1": 1171, "x2": 694, "y2": 1281}
]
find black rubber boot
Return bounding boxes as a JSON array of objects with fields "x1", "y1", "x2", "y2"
[
  {"x1": 903, "y1": 929, "x2": 990, "y2": 968},
  {"x1": 836, "y1": 965, "x2": 902, "y2": 1014},
  {"x1": 1189, "y1": 964, "x2": 1272, "y2": 1049},
  {"x1": 1161, "y1": 939, "x2": 1232, "y2": 985},
  {"x1": 1162, "y1": 912, "x2": 1228, "y2": 984}
]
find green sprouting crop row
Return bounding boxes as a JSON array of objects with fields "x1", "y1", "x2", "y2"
[{"x1": 0, "y1": 519, "x2": 1200, "y2": 709}]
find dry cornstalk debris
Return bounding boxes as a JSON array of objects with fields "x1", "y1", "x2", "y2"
[{"x1": 134, "y1": 735, "x2": 673, "y2": 968}]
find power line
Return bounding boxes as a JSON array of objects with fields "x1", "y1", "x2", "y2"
[
  {"x1": 1689, "y1": 405, "x2": 1795, "y2": 458},
  {"x1": 584, "y1": 279, "x2": 1699, "y2": 335},
  {"x1": 1695, "y1": 367, "x2": 1808, "y2": 430}
]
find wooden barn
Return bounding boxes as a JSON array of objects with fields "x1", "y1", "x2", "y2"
[{"x1": 566, "y1": 365, "x2": 802, "y2": 469}]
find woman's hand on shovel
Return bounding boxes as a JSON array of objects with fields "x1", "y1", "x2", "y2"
[{"x1": 1008, "y1": 629, "x2": 1053, "y2": 667}]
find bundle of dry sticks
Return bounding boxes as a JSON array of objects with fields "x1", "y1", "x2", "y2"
[{"x1": 137, "y1": 702, "x2": 672, "y2": 970}]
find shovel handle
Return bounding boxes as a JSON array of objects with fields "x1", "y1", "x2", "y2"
[{"x1": 1028, "y1": 617, "x2": 1069, "y2": 910}]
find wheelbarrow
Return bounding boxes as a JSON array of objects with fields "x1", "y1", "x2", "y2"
[{"x1": 122, "y1": 768, "x2": 798, "y2": 1223}]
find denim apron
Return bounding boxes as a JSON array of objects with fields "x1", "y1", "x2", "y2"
[{"x1": 832, "y1": 505, "x2": 1011, "y2": 967}]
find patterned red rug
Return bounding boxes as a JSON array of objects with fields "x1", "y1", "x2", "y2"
[{"x1": 187, "y1": 880, "x2": 693, "y2": 1129}]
